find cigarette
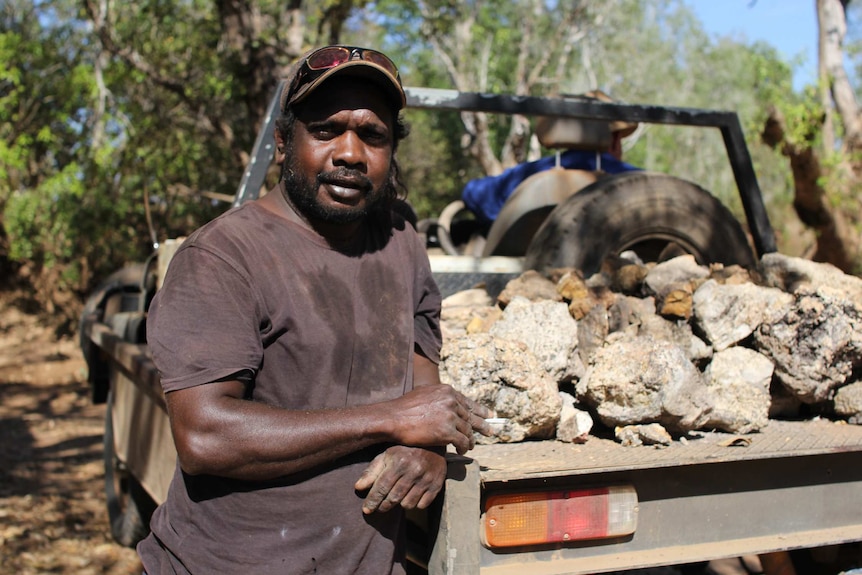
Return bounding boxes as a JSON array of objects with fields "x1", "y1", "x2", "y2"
[{"x1": 484, "y1": 418, "x2": 509, "y2": 425}]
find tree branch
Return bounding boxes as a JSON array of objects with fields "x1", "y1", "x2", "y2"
[{"x1": 83, "y1": 0, "x2": 236, "y2": 146}]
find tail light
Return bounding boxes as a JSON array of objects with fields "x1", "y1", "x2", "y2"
[{"x1": 482, "y1": 485, "x2": 638, "y2": 548}]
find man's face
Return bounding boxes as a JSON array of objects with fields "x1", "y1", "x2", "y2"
[{"x1": 284, "y1": 78, "x2": 396, "y2": 225}]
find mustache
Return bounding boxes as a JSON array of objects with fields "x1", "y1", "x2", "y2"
[{"x1": 317, "y1": 167, "x2": 373, "y2": 191}]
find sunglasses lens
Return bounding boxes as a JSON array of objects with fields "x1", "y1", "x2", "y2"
[
  {"x1": 362, "y1": 51, "x2": 399, "y2": 77},
  {"x1": 306, "y1": 47, "x2": 351, "y2": 70}
]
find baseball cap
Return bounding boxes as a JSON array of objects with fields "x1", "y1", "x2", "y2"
[{"x1": 281, "y1": 45, "x2": 406, "y2": 112}]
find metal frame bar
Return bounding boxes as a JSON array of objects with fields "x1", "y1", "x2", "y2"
[{"x1": 232, "y1": 79, "x2": 287, "y2": 208}]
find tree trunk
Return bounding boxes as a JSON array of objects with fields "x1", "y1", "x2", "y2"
[
  {"x1": 817, "y1": 0, "x2": 862, "y2": 271},
  {"x1": 762, "y1": 107, "x2": 854, "y2": 270},
  {"x1": 819, "y1": 0, "x2": 862, "y2": 150},
  {"x1": 318, "y1": 0, "x2": 355, "y2": 46},
  {"x1": 764, "y1": 0, "x2": 861, "y2": 273},
  {"x1": 216, "y1": 0, "x2": 284, "y2": 135}
]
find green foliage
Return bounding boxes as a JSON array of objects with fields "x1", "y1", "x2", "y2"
[
  {"x1": 398, "y1": 108, "x2": 478, "y2": 219},
  {"x1": 0, "y1": 29, "x2": 32, "y2": 205},
  {"x1": 6, "y1": 165, "x2": 85, "y2": 265},
  {"x1": 1, "y1": 1, "x2": 108, "y2": 298},
  {"x1": 0, "y1": 0, "x2": 228, "y2": 318}
]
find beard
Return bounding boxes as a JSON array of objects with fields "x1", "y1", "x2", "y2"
[{"x1": 282, "y1": 161, "x2": 395, "y2": 225}]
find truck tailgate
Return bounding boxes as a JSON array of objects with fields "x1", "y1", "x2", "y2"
[{"x1": 431, "y1": 421, "x2": 862, "y2": 574}]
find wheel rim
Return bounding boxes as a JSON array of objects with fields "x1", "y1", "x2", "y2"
[
  {"x1": 109, "y1": 453, "x2": 133, "y2": 517},
  {"x1": 617, "y1": 233, "x2": 703, "y2": 265}
]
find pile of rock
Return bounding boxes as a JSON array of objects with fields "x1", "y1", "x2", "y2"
[{"x1": 438, "y1": 253, "x2": 862, "y2": 446}]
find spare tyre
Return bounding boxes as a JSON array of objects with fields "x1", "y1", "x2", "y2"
[
  {"x1": 79, "y1": 262, "x2": 155, "y2": 403},
  {"x1": 524, "y1": 172, "x2": 756, "y2": 276}
]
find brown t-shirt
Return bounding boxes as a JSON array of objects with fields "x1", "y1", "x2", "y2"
[{"x1": 138, "y1": 198, "x2": 442, "y2": 575}]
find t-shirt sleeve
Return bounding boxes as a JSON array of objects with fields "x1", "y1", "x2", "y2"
[
  {"x1": 411, "y1": 233, "x2": 443, "y2": 364},
  {"x1": 147, "y1": 245, "x2": 264, "y2": 393}
]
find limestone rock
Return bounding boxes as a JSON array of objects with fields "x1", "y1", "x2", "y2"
[
  {"x1": 556, "y1": 270, "x2": 590, "y2": 302},
  {"x1": 582, "y1": 334, "x2": 712, "y2": 433},
  {"x1": 708, "y1": 263, "x2": 755, "y2": 285},
  {"x1": 834, "y1": 382, "x2": 862, "y2": 424},
  {"x1": 703, "y1": 347, "x2": 774, "y2": 433},
  {"x1": 637, "y1": 312, "x2": 712, "y2": 364},
  {"x1": 556, "y1": 392, "x2": 593, "y2": 443},
  {"x1": 442, "y1": 287, "x2": 494, "y2": 309},
  {"x1": 437, "y1": 250, "x2": 862, "y2": 440},
  {"x1": 440, "y1": 292, "x2": 501, "y2": 339},
  {"x1": 577, "y1": 304, "x2": 610, "y2": 370},
  {"x1": 760, "y1": 252, "x2": 862, "y2": 306},
  {"x1": 644, "y1": 255, "x2": 709, "y2": 295},
  {"x1": 615, "y1": 423, "x2": 673, "y2": 447},
  {"x1": 693, "y1": 279, "x2": 794, "y2": 352},
  {"x1": 464, "y1": 307, "x2": 503, "y2": 335},
  {"x1": 613, "y1": 263, "x2": 649, "y2": 295},
  {"x1": 439, "y1": 333, "x2": 562, "y2": 442},
  {"x1": 606, "y1": 296, "x2": 711, "y2": 364},
  {"x1": 608, "y1": 295, "x2": 657, "y2": 333},
  {"x1": 497, "y1": 270, "x2": 561, "y2": 308},
  {"x1": 655, "y1": 283, "x2": 694, "y2": 320},
  {"x1": 489, "y1": 297, "x2": 583, "y2": 384},
  {"x1": 595, "y1": 253, "x2": 649, "y2": 295},
  {"x1": 754, "y1": 288, "x2": 862, "y2": 403},
  {"x1": 557, "y1": 271, "x2": 616, "y2": 320}
]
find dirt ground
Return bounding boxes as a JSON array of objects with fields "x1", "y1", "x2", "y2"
[{"x1": 0, "y1": 293, "x2": 142, "y2": 575}]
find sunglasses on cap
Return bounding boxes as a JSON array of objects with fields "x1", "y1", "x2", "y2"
[{"x1": 284, "y1": 45, "x2": 403, "y2": 111}]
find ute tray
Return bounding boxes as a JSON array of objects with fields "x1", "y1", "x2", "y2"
[{"x1": 470, "y1": 418, "x2": 862, "y2": 482}]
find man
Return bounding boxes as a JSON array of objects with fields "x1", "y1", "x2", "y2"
[
  {"x1": 461, "y1": 90, "x2": 641, "y2": 223},
  {"x1": 138, "y1": 45, "x2": 493, "y2": 574}
]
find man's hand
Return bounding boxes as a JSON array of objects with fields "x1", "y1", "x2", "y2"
[
  {"x1": 354, "y1": 446, "x2": 447, "y2": 514},
  {"x1": 389, "y1": 384, "x2": 495, "y2": 455}
]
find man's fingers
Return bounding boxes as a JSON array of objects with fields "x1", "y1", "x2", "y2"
[
  {"x1": 451, "y1": 430, "x2": 473, "y2": 455},
  {"x1": 354, "y1": 453, "x2": 386, "y2": 492},
  {"x1": 416, "y1": 487, "x2": 441, "y2": 510},
  {"x1": 457, "y1": 397, "x2": 496, "y2": 439},
  {"x1": 373, "y1": 477, "x2": 413, "y2": 513},
  {"x1": 451, "y1": 417, "x2": 477, "y2": 454},
  {"x1": 460, "y1": 396, "x2": 496, "y2": 436},
  {"x1": 399, "y1": 484, "x2": 423, "y2": 510},
  {"x1": 361, "y1": 475, "x2": 396, "y2": 514},
  {"x1": 394, "y1": 461, "x2": 445, "y2": 510},
  {"x1": 400, "y1": 481, "x2": 439, "y2": 510},
  {"x1": 470, "y1": 415, "x2": 495, "y2": 437},
  {"x1": 465, "y1": 398, "x2": 494, "y2": 420}
]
